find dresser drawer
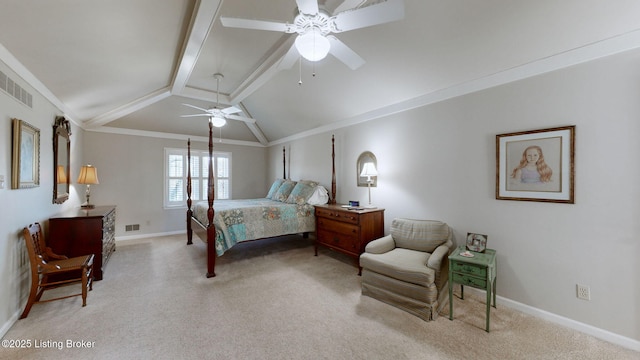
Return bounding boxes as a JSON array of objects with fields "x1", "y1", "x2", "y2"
[
  {"x1": 452, "y1": 273, "x2": 487, "y2": 289},
  {"x1": 317, "y1": 218, "x2": 359, "y2": 236},
  {"x1": 315, "y1": 207, "x2": 359, "y2": 225},
  {"x1": 451, "y1": 261, "x2": 487, "y2": 277},
  {"x1": 317, "y1": 229, "x2": 359, "y2": 254}
]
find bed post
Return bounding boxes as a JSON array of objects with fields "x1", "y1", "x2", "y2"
[
  {"x1": 186, "y1": 139, "x2": 193, "y2": 245},
  {"x1": 206, "y1": 120, "x2": 217, "y2": 278},
  {"x1": 283, "y1": 146, "x2": 286, "y2": 179},
  {"x1": 330, "y1": 135, "x2": 336, "y2": 204}
]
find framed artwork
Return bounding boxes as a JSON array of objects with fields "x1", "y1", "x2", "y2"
[
  {"x1": 12, "y1": 118, "x2": 40, "y2": 189},
  {"x1": 466, "y1": 233, "x2": 488, "y2": 253},
  {"x1": 496, "y1": 125, "x2": 575, "y2": 203}
]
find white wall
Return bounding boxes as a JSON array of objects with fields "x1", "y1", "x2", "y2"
[
  {"x1": 0, "y1": 60, "x2": 85, "y2": 336},
  {"x1": 82, "y1": 131, "x2": 268, "y2": 238},
  {"x1": 268, "y1": 48, "x2": 640, "y2": 343}
]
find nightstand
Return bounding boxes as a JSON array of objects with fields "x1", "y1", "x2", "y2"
[
  {"x1": 448, "y1": 246, "x2": 497, "y2": 332},
  {"x1": 314, "y1": 204, "x2": 384, "y2": 273}
]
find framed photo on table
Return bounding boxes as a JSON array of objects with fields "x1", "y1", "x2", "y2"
[
  {"x1": 466, "y1": 233, "x2": 487, "y2": 253},
  {"x1": 11, "y1": 118, "x2": 40, "y2": 189},
  {"x1": 496, "y1": 125, "x2": 575, "y2": 203}
]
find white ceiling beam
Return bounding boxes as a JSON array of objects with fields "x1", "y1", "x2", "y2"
[
  {"x1": 91, "y1": 126, "x2": 265, "y2": 147},
  {"x1": 83, "y1": 0, "x2": 222, "y2": 129},
  {"x1": 83, "y1": 88, "x2": 172, "y2": 128},
  {"x1": 179, "y1": 86, "x2": 231, "y2": 104},
  {"x1": 228, "y1": 35, "x2": 296, "y2": 104},
  {"x1": 235, "y1": 102, "x2": 268, "y2": 145},
  {"x1": 171, "y1": 0, "x2": 223, "y2": 95}
]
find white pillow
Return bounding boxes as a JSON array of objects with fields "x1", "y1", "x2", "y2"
[{"x1": 307, "y1": 186, "x2": 329, "y2": 205}]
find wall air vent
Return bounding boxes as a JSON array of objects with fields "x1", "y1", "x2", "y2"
[
  {"x1": 0, "y1": 70, "x2": 33, "y2": 108},
  {"x1": 125, "y1": 224, "x2": 140, "y2": 232}
]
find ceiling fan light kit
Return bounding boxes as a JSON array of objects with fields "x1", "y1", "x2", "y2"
[
  {"x1": 210, "y1": 116, "x2": 226, "y2": 127},
  {"x1": 221, "y1": 0, "x2": 405, "y2": 70},
  {"x1": 295, "y1": 28, "x2": 331, "y2": 61}
]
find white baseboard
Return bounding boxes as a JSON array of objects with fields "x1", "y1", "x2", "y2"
[
  {"x1": 115, "y1": 230, "x2": 186, "y2": 243},
  {"x1": 0, "y1": 310, "x2": 21, "y2": 340},
  {"x1": 462, "y1": 287, "x2": 640, "y2": 352}
]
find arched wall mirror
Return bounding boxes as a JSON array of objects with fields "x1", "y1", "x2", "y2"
[
  {"x1": 53, "y1": 116, "x2": 71, "y2": 204},
  {"x1": 356, "y1": 151, "x2": 377, "y2": 187}
]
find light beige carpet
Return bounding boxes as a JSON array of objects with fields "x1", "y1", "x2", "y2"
[{"x1": 2, "y1": 234, "x2": 637, "y2": 360}]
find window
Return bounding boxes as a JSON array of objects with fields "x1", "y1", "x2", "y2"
[{"x1": 164, "y1": 148, "x2": 231, "y2": 208}]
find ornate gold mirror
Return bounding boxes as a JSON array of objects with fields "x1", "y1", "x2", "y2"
[{"x1": 53, "y1": 116, "x2": 71, "y2": 204}]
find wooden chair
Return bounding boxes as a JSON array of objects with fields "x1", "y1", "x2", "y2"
[{"x1": 20, "y1": 222, "x2": 94, "y2": 319}]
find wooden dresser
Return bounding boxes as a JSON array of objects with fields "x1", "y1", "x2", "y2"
[
  {"x1": 48, "y1": 206, "x2": 116, "y2": 281},
  {"x1": 314, "y1": 204, "x2": 384, "y2": 272}
]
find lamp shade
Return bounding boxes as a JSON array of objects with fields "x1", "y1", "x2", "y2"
[
  {"x1": 295, "y1": 29, "x2": 330, "y2": 62},
  {"x1": 210, "y1": 116, "x2": 226, "y2": 128},
  {"x1": 77, "y1": 165, "x2": 99, "y2": 185},
  {"x1": 56, "y1": 165, "x2": 67, "y2": 184},
  {"x1": 360, "y1": 162, "x2": 378, "y2": 177}
]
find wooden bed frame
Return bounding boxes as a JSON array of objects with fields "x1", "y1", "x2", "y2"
[{"x1": 186, "y1": 120, "x2": 336, "y2": 278}]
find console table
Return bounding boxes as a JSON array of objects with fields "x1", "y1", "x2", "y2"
[
  {"x1": 314, "y1": 204, "x2": 384, "y2": 273},
  {"x1": 49, "y1": 206, "x2": 116, "y2": 280},
  {"x1": 448, "y1": 247, "x2": 497, "y2": 332}
]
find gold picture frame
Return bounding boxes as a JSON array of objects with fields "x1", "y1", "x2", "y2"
[
  {"x1": 12, "y1": 118, "x2": 40, "y2": 189},
  {"x1": 496, "y1": 125, "x2": 575, "y2": 203}
]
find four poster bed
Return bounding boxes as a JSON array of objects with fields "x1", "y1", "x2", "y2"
[{"x1": 186, "y1": 121, "x2": 337, "y2": 277}]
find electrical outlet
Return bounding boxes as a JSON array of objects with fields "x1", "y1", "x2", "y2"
[{"x1": 576, "y1": 284, "x2": 590, "y2": 300}]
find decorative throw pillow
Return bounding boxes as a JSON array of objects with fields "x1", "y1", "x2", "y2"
[
  {"x1": 286, "y1": 180, "x2": 318, "y2": 205},
  {"x1": 272, "y1": 180, "x2": 297, "y2": 202},
  {"x1": 266, "y1": 179, "x2": 285, "y2": 199}
]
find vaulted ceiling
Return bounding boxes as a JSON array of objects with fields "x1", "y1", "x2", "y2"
[{"x1": 2, "y1": 1, "x2": 640, "y2": 146}]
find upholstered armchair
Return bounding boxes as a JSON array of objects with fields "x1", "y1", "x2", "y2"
[{"x1": 360, "y1": 218, "x2": 454, "y2": 321}]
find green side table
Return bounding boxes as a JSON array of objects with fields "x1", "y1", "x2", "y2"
[{"x1": 448, "y1": 246, "x2": 497, "y2": 332}]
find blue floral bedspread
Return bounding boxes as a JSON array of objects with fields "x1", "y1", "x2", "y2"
[{"x1": 193, "y1": 198, "x2": 315, "y2": 256}]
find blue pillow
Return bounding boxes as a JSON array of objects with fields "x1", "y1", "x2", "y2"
[
  {"x1": 266, "y1": 179, "x2": 285, "y2": 199},
  {"x1": 273, "y1": 180, "x2": 297, "y2": 202},
  {"x1": 286, "y1": 180, "x2": 318, "y2": 205}
]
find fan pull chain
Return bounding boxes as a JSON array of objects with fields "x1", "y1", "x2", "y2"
[{"x1": 298, "y1": 57, "x2": 303, "y2": 86}]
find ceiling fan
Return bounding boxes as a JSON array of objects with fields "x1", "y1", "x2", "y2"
[
  {"x1": 220, "y1": 0, "x2": 405, "y2": 70},
  {"x1": 181, "y1": 73, "x2": 256, "y2": 127}
]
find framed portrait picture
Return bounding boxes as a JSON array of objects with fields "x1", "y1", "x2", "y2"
[
  {"x1": 11, "y1": 118, "x2": 40, "y2": 189},
  {"x1": 496, "y1": 125, "x2": 575, "y2": 203},
  {"x1": 466, "y1": 233, "x2": 488, "y2": 253}
]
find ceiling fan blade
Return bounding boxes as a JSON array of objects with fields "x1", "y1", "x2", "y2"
[
  {"x1": 220, "y1": 17, "x2": 291, "y2": 32},
  {"x1": 180, "y1": 114, "x2": 211, "y2": 118},
  {"x1": 227, "y1": 114, "x2": 256, "y2": 124},
  {"x1": 277, "y1": 42, "x2": 300, "y2": 70},
  {"x1": 333, "y1": 0, "x2": 404, "y2": 33},
  {"x1": 332, "y1": 0, "x2": 366, "y2": 14},
  {"x1": 221, "y1": 105, "x2": 242, "y2": 115},
  {"x1": 182, "y1": 103, "x2": 211, "y2": 113},
  {"x1": 327, "y1": 36, "x2": 365, "y2": 70},
  {"x1": 296, "y1": 0, "x2": 319, "y2": 15}
]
